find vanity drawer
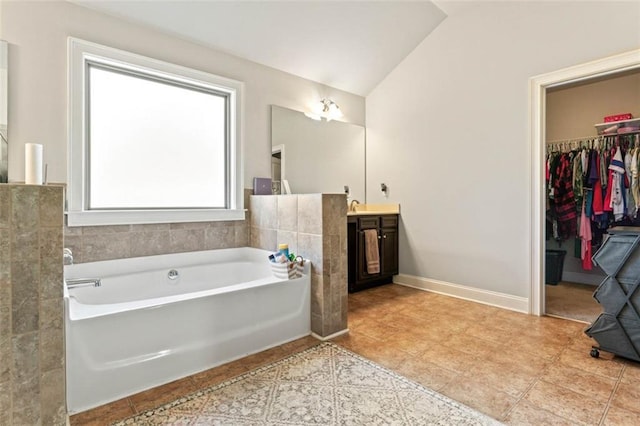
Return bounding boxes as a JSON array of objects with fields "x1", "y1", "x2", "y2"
[
  {"x1": 381, "y1": 215, "x2": 398, "y2": 228},
  {"x1": 358, "y1": 217, "x2": 379, "y2": 230}
]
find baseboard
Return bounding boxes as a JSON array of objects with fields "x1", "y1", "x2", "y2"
[
  {"x1": 393, "y1": 274, "x2": 529, "y2": 313},
  {"x1": 311, "y1": 328, "x2": 349, "y2": 341},
  {"x1": 561, "y1": 271, "x2": 603, "y2": 286}
]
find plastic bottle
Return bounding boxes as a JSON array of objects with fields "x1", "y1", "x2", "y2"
[{"x1": 278, "y1": 243, "x2": 289, "y2": 259}]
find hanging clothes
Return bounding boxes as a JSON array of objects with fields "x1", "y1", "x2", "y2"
[
  {"x1": 547, "y1": 134, "x2": 640, "y2": 271},
  {"x1": 608, "y1": 147, "x2": 626, "y2": 222},
  {"x1": 551, "y1": 153, "x2": 577, "y2": 240},
  {"x1": 580, "y1": 200, "x2": 593, "y2": 270},
  {"x1": 632, "y1": 147, "x2": 640, "y2": 217},
  {"x1": 625, "y1": 150, "x2": 633, "y2": 216}
]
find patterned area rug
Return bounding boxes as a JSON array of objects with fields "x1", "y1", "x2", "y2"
[{"x1": 115, "y1": 343, "x2": 502, "y2": 425}]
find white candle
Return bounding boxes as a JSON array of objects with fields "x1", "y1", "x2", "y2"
[{"x1": 25, "y1": 143, "x2": 43, "y2": 185}]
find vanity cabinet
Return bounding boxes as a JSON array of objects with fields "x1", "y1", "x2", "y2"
[{"x1": 347, "y1": 214, "x2": 399, "y2": 292}]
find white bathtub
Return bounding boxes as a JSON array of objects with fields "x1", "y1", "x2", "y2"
[{"x1": 64, "y1": 247, "x2": 311, "y2": 414}]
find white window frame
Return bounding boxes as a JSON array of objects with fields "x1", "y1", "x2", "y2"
[{"x1": 67, "y1": 38, "x2": 244, "y2": 226}]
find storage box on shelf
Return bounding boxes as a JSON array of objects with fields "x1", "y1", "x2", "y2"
[{"x1": 595, "y1": 117, "x2": 640, "y2": 136}]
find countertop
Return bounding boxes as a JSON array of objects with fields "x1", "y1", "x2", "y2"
[{"x1": 347, "y1": 203, "x2": 400, "y2": 216}]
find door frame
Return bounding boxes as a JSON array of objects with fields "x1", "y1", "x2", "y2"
[{"x1": 529, "y1": 49, "x2": 640, "y2": 315}]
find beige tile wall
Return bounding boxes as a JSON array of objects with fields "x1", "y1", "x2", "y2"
[
  {"x1": 64, "y1": 189, "x2": 252, "y2": 263},
  {"x1": 249, "y1": 193, "x2": 348, "y2": 338},
  {"x1": 0, "y1": 184, "x2": 66, "y2": 425}
]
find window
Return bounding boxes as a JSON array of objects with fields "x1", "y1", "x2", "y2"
[{"x1": 67, "y1": 38, "x2": 244, "y2": 226}]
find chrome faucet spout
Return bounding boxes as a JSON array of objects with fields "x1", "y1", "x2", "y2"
[
  {"x1": 63, "y1": 248, "x2": 74, "y2": 265},
  {"x1": 349, "y1": 199, "x2": 360, "y2": 212}
]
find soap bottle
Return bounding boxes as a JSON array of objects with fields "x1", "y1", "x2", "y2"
[{"x1": 278, "y1": 243, "x2": 289, "y2": 259}]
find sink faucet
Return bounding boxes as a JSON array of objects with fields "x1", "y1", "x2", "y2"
[
  {"x1": 63, "y1": 248, "x2": 73, "y2": 265},
  {"x1": 349, "y1": 199, "x2": 360, "y2": 212}
]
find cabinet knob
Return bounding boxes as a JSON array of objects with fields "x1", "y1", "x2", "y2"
[
  {"x1": 377, "y1": 235, "x2": 381, "y2": 239},
  {"x1": 383, "y1": 235, "x2": 387, "y2": 239}
]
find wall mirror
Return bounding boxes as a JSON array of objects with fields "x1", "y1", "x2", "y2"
[
  {"x1": 0, "y1": 40, "x2": 7, "y2": 183},
  {"x1": 271, "y1": 105, "x2": 365, "y2": 202}
]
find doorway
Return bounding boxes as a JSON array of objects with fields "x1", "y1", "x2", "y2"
[
  {"x1": 543, "y1": 69, "x2": 640, "y2": 323},
  {"x1": 530, "y1": 49, "x2": 640, "y2": 317},
  {"x1": 271, "y1": 144, "x2": 285, "y2": 194}
]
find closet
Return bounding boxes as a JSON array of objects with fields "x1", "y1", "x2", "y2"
[{"x1": 544, "y1": 69, "x2": 640, "y2": 323}]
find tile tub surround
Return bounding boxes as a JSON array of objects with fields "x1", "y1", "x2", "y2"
[
  {"x1": 250, "y1": 194, "x2": 348, "y2": 338},
  {"x1": 0, "y1": 184, "x2": 66, "y2": 425},
  {"x1": 63, "y1": 189, "x2": 253, "y2": 264}
]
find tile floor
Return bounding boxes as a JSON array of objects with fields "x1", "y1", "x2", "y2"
[
  {"x1": 70, "y1": 284, "x2": 640, "y2": 425},
  {"x1": 546, "y1": 280, "x2": 602, "y2": 324}
]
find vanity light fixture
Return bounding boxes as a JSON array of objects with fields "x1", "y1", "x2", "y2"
[{"x1": 304, "y1": 98, "x2": 344, "y2": 122}]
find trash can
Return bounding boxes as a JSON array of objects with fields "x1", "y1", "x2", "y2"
[{"x1": 545, "y1": 249, "x2": 566, "y2": 285}]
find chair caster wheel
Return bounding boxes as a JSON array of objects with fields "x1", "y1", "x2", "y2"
[{"x1": 590, "y1": 348, "x2": 600, "y2": 358}]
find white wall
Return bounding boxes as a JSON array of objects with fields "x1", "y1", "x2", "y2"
[
  {"x1": 366, "y1": 1, "x2": 640, "y2": 298},
  {"x1": 0, "y1": 0, "x2": 365, "y2": 185}
]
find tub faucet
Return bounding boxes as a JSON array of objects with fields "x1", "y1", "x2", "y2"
[
  {"x1": 63, "y1": 248, "x2": 74, "y2": 265},
  {"x1": 349, "y1": 199, "x2": 360, "y2": 212}
]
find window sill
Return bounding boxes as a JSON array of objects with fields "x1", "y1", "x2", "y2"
[{"x1": 66, "y1": 209, "x2": 246, "y2": 227}]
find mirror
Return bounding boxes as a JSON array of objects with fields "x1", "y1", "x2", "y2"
[
  {"x1": 271, "y1": 105, "x2": 365, "y2": 202},
  {"x1": 0, "y1": 41, "x2": 7, "y2": 183}
]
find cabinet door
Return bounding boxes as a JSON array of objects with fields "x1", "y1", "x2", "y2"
[{"x1": 381, "y1": 226, "x2": 399, "y2": 276}]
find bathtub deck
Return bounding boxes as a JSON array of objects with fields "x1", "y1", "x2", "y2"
[{"x1": 69, "y1": 335, "x2": 321, "y2": 425}]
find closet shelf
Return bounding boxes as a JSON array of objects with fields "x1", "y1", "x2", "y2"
[{"x1": 595, "y1": 117, "x2": 640, "y2": 136}]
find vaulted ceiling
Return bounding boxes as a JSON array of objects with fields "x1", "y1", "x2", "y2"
[{"x1": 72, "y1": 1, "x2": 448, "y2": 96}]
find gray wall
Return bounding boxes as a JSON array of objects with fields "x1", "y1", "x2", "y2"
[{"x1": 365, "y1": 1, "x2": 640, "y2": 299}]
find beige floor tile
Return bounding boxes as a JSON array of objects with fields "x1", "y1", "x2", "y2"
[
  {"x1": 232, "y1": 345, "x2": 289, "y2": 370},
  {"x1": 440, "y1": 374, "x2": 518, "y2": 420},
  {"x1": 603, "y1": 405, "x2": 640, "y2": 425},
  {"x1": 330, "y1": 329, "x2": 382, "y2": 352},
  {"x1": 504, "y1": 399, "x2": 578, "y2": 426},
  {"x1": 69, "y1": 398, "x2": 135, "y2": 426},
  {"x1": 525, "y1": 380, "x2": 607, "y2": 425},
  {"x1": 393, "y1": 357, "x2": 459, "y2": 391},
  {"x1": 558, "y1": 346, "x2": 625, "y2": 379},
  {"x1": 367, "y1": 283, "x2": 419, "y2": 298},
  {"x1": 384, "y1": 311, "x2": 433, "y2": 331},
  {"x1": 462, "y1": 322, "x2": 516, "y2": 345},
  {"x1": 488, "y1": 348, "x2": 552, "y2": 376},
  {"x1": 611, "y1": 381, "x2": 640, "y2": 414},
  {"x1": 440, "y1": 332, "x2": 499, "y2": 358},
  {"x1": 380, "y1": 331, "x2": 433, "y2": 355},
  {"x1": 277, "y1": 335, "x2": 321, "y2": 354},
  {"x1": 567, "y1": 331, "x2": 600, "y2": 353},
  {"x1": 129, "y1": 376, "x2": 197, "y2": 413},
  {"x1": 419, "y1": 345, "x2": 480, "y2": 375},
  {"x1": 501, "y1": 333, "x2": 568, "y2": 360},
  {"x1": 191, "y1": 359, "x2": 254, "y2": 389},
  {"x1": 621, "y1": 362, "x2": 640, "y2": 384},
  {"x1": 348, "y1": 318, "x2": 403, "y2": 341},
  {"x1": 464, "y1": 359, "x2": 538, "y2": 398},
  {"x1": 541, "y1": 363, "x2": 617, "y2": 402},
  {"x1": 346, "y1": 340, "x2": 412, "y2": 370}
]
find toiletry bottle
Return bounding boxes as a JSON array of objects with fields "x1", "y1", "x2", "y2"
[{"x1": 278, "y1": 243, "x2": 289, "y2": 259}]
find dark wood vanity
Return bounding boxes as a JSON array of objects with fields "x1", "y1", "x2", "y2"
[{"x1": 347, "y1": 214, "x2": 399, "y2": 292}]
